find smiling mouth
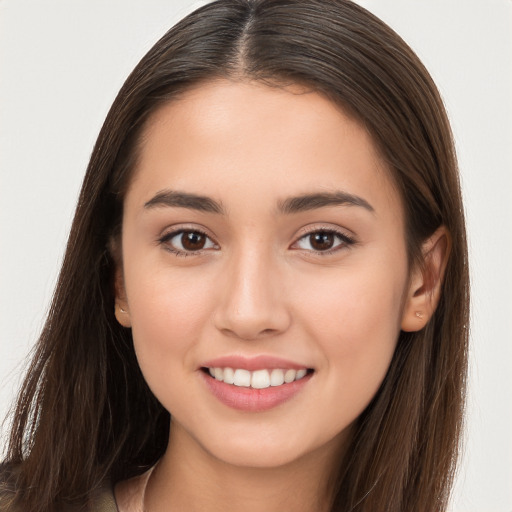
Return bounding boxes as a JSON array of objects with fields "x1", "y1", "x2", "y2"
[{"x1": 202, "y1": 367, "x2": 314, "y2": 389}]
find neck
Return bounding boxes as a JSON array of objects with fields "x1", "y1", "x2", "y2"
[{"x1": 145, "y1": 421, "x2": 346, "y2": 512}]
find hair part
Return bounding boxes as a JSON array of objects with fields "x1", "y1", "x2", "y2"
[{"x1": 3, "y1": 2, "x2": 468, "y2": 511}]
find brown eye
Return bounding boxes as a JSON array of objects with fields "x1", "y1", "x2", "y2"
[
  {"x1": 309, "y1": 232, "x2": 335, "y2": 251},
  {"x1": 162, "y1": 229, "x2": 217, "y2": 254},
  {"x1": 293, "y1": 229, "x2": 354, "y2": 254},
  {"x1": 181, "y1": 231, "x2": 206, "y2": 250}
]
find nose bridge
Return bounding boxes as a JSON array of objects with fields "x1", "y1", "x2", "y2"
[{"x1": 214, "y1": 241, "x2": 290, "y2": 340}]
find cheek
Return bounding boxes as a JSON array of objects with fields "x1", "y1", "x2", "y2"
[
  {"x1": 295, "y1": 260, "x2": 406, "y2": 392},
  {"x1": 124, "y1": 266, "x2": 216, "y2": 390},
  {"x1": 128, "y1": 260, "x2": 215, "y2": 326}
]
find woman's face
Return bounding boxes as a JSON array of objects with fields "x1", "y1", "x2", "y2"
[{"x1": 117, "y1": 80, "x2": 414, "y2": 469}]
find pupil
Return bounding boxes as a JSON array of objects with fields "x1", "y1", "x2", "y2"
[
  {"x1": 311, "y1": 232, "x2": 334, "y2": 250},
  {"x1": 182, "y1": 231, "x2": 205, "y2": 250}
]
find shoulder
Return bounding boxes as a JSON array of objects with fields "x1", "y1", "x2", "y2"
[{"x1": 0, "y1": 464, "x2": 118, "y2": 512}]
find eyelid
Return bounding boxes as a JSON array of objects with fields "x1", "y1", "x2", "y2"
[
  {"x1": 294, "y1": 223, "x2": 355, "y2": 239},
  {"x1": 158, "y1": 222, "x2": 217, "y2": 240}
]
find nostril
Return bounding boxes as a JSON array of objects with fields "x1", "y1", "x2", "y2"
[{"x1": 218, "y1": 326, "x2": 280, "y2": 342}]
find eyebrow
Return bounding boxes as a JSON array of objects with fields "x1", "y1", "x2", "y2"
[
  {"x1": 143, "y1": 189, "x2": 374, "y2": 215},
  {"x1": 144, "y1": 190, "x2": 225, "y2": 214},
  {"x1": 277, "y1": 191, "x2": 374, "y2": 214}
]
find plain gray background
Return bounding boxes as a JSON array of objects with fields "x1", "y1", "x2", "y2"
[{"x1": 1, "y1": 1, "x2": 511, "y2": 510}]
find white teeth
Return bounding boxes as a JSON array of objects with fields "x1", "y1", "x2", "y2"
[
  {"x1": 270, "y1": 369, "x2": 285, "y2": 386},
  {"x1": 284, "y1": 369, "x2": 296, "y2": 383},
  {"x1": 233, "y1": 369, "x2": 251, "y2": 387},
  {"x1": 296, "y1": 368, "x2": 307, "y2": 380},
  {"x1": 251, "y1": 369, "x2": 270, "y2": 389},
  {"x1": 223, "y1": 367, "x2": 235, "y2": 384},
  {"x1": 207, "y1": 366, "x2": 309, "y2": 389}
]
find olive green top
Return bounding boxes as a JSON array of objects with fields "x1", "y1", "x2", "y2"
[{"x1": 89, "y1": 486, "x2": 118, "y2": 512}]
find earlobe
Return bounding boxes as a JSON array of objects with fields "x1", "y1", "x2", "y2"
[
  {"x1": 401, "y1": 226, "x2": 451, "y2": 332},
  {"x1": 114, "y1": 267, "x2": 132, "y2": 328},
  {"x1": 115, "y1": 303, "x2": 132, "y2": 328}
]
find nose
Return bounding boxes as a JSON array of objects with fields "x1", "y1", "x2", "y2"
[{"x1": 213, "y1": 248, "x2": 291, "y2": 341}]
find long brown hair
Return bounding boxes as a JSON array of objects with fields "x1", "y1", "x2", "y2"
[{"x1": 2, "y1": 1, "x2": 469, "y2": 511}]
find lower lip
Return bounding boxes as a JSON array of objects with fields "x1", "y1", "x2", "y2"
[{"x1": 201, "y1": 371, "x2": 312, "y2": 412}]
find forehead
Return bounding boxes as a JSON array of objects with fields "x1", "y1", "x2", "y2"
[{"x1": 127, "y1": 79, "x2": 402, "y2": 221}]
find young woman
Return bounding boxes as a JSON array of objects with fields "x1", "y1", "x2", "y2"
[{"x1": 1, "y1": 1, "x2": 469, "y2": 511}]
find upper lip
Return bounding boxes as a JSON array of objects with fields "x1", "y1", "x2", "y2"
[{"x1": 201, "y1": 355, "x2": 311, "y2": 372}]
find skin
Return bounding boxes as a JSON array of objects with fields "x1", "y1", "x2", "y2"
[{"x1": 114, "y1": 80, "x2": 447, "y2": 512}]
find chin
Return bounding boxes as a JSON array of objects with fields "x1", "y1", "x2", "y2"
[
  {"x1": 213, "y1": 445, "x2": 304, "y2": 469},
  {"x1": 193, "y1": 424, "x2": 349, "y2": 471}
]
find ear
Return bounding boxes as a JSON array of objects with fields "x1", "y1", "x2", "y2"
[
  {"x1": 401, "y1": 226, "x2": 451, "y2": 332},
  {"x1": 114, "y1": 267, "x2": 132, "y2": 328}
]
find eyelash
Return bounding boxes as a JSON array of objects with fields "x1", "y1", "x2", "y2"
[{"x1": 158, "y1": 227, "x2": 356, "y2": 257}]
